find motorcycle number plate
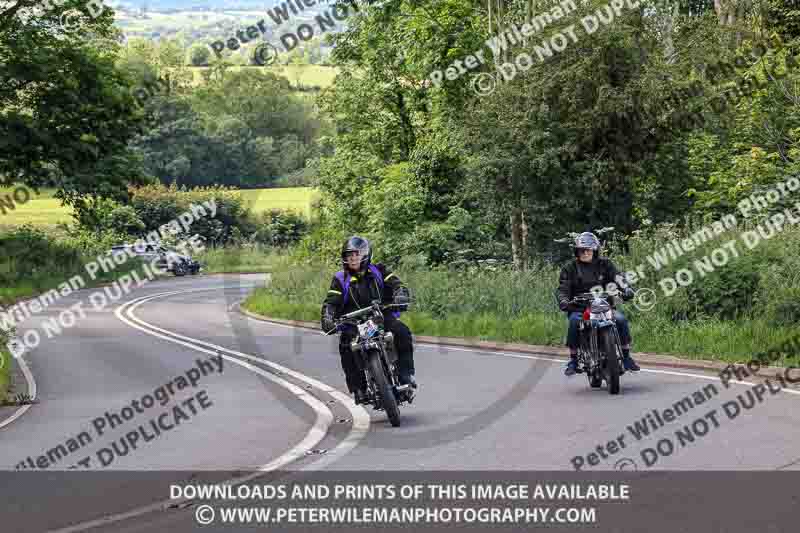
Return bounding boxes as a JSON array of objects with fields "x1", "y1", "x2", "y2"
[{"x1": 358, "y1": 320, "x2": 378, "y2": 338}]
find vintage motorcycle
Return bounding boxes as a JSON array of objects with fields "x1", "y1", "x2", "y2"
[
  {"x1": 328, "y1": 301, "x2": 414, "y2": 427},
  {"x1": 569, "y1": 291, "x2": 627, "y2": 395}
]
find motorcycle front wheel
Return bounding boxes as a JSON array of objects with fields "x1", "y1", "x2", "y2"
[
  {"x1": 600, "y1": 329, "x2": 621, "y2": 395},
  {"x1": 368, "y1": 349, "x2": 401, "y2": 427}
]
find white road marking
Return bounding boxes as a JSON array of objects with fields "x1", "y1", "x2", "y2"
[
  {"x1": 121, "y1": 290, "x2": 370, "y2": 468},
  {"x1": 46, "y1": 288, "x2": 368, "y2": 533},
  {"x1": 0, "y1": 349, "x2": 37, "y2": 430},
  {"x1": 253, "y1": 311, "x2": 800, "y2": 396}
]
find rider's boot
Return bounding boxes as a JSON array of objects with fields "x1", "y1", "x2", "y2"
[
  {"x1": 621, "y1": 349, "x2": 640, "y2": 372},
  {"x1": 398, "y1": 357, "x2": 418, "y2": 389},
  {"x1": 399, "y1": 370, "x2": 418, "y2": 389},
  {"x1": 353, "y1": 389, "x2": 368, "y2": 405},
  {"x1": 564, "y1": 355, "x2": 579, "y2": 376}
]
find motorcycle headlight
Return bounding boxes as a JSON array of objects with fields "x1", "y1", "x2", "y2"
[
  {"x1": 590, "y1": 311, "x2": 613, "y2": 321},
  {"x1": 590, "y1": 298, "x2": 611, "y2": 314}
]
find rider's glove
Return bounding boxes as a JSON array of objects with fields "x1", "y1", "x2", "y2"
[
  {"x1": 392, "y1": 287, "x2": 411, "y2": 311},
  {"x1": 558, "y1": 298, "x2": 570, "y2": 312},
  {"x1": 622, "y1": 287, "x2": 635, "y2": 301},
  {"x1": 321, "y1": 304, "x2": 336, "y2": 332}
]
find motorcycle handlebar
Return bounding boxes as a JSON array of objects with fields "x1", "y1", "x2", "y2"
[
  {"x1": 570, "y1": 287, "x2": 636, "y2": 306},
  {"x1": 337, "y1": 301, "x2": 406, "y2": 322},
  {"x1": 571, "y1": 292, "x2": 611, "y2": 302}
]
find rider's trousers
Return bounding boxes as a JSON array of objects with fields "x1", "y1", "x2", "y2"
[
  {"x1": 339, "y1": 315, "x2": 414, "y2": 393},
  {"x1": 566, "y1": 311, "x2": 631, "y2": 351}
]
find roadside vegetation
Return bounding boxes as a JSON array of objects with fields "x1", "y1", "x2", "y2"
[
  {"x1": 195, "y1": 244, "x2": 283, "y2": 274},
  {"x1": 0, "y1": 346, "x2": 9, "y2": 404},
  {"x1": 243, "y1": 219, "x2": 800, "y2": 367}
]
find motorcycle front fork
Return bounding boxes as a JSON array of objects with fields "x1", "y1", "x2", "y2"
[
  {"x1": 358, "y1": 348, "x2": 396, "y2": 402},
  {"x1": 578, "y1": 324, "x2": 622, "y2": 372}
]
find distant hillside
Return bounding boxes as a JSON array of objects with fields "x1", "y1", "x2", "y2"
[{"x1": 112, "y1": 0, "x2": 334, "y2": 10}]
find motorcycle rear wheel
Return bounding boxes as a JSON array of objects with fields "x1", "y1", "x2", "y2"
[
  {"x1": 368, "y1": 349, "x2": 401, "y2": 427},
  {"x1": 600, "y1": 330, "x2": 621, "y2": 395}
]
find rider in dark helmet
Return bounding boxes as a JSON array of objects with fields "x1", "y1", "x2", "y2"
[
  {"x1": 557, "y1": 232, "x2": 640, "y2": 376},
  {"x1": 320, "y1": 236, "x2": 416, "y2": 405}
]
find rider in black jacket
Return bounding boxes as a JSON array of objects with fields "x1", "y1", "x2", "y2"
[
  {"x1": 557, "y1": 232, "x2": 640, "y2": 376},
  {"x1": 320, "y1": 236, "x2": 415, "y2": 405}
]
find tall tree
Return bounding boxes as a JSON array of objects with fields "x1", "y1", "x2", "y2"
[{"x1": 0, "y1": 1, "x2": 150, "y2": 206}]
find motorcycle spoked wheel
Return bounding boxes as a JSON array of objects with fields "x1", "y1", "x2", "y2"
[
  {"x1": 368, "y1": 349, "x2": 401, "y2": 427},
  {"x1": 600, "y1": 330, "x2": 621, "y2": 395},
  {"x1": 580, "y1": 334, "x2": 599, "y2": 386}
]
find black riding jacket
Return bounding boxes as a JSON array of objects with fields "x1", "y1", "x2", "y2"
[
  {"x1": 558, "y1": 256, "x2": 625, "y2": 313},
  {"x1": 322, "y1": 263, "x2": 404, "y2": 317}
]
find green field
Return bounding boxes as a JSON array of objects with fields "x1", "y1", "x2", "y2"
[
  {"x1": 0, "y1": 186, "x2": 318, "y2": 229},
  {"x1": 0, "y1": 187, "x2": 72, "y2": 228},
  {"x1": 187, "y1": 65, "x2": 339, "y2": 89},
  {"x1": 240, "y1": 187, "x2": 319, "y2": 217},
  {"x1": 259, "y1": 65, "x2": 338, "y2": 88}
]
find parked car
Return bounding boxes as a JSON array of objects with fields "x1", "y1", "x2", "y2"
[{"x1": 110, "y1": 243, "x2": 201, "y2": 276}]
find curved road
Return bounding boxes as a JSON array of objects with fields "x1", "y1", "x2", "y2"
[{"x1": 1, "y1": 274, "x2": 799, "y2": 532}]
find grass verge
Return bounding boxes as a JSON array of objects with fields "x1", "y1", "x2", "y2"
[
  {"x1": 195, "y1": 244, "x2": 283, "y2": 273},
  {"x1": 242, "y1": 290, "x2": 800, "y2": 365},
  {"x1": 241, "y1": 253, "x2": 800, "y2": 367},
  {"x1": 0, "y1": 348, "x2": 10, "y2": 404}
]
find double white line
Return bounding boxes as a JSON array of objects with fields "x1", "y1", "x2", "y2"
[{"x1": 49, "y1": 287, "x2": 369, "y2": 533}]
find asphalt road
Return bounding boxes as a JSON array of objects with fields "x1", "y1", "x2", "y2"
[{"x1": 1, "y1": 274, "x2": 799, "y2": 532}]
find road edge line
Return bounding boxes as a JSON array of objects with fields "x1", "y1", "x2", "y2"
[
  {"x1": 0, "y1": 348, "x2": 37, "y2": 431},
  {"x1": 238, "y1": 308, "x2": 800, "y2": 395}
]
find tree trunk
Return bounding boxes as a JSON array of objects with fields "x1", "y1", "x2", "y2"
[
  {"x1": 510, "y1": 205, "x2": 528, "y2": 270},
  {"x1": 510, "y1": 209, "x2": 522, "y2": 270},
  {"x1": 521, "y1": 209, "x2": 529, "y2": 270},
  {"x1": 714, "y1": 0, "x2": 732, "y2": 25},
  {"x1": 662, "y1": 2, "x2": 679, "y2": 63},
  {"x1": 714, "y1": 0, "x2": 749, "y2": 26},
  {"x1": 714, "y1": 0, "x2": 752, "y2": 46}
]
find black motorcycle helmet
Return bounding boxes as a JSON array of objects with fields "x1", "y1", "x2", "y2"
[
  {"x1": 341, "y1": 235, "x2": 372, "y2": 272},
  {"x1": 574, "y1": 231, "x2": 600, "y2": 258}
]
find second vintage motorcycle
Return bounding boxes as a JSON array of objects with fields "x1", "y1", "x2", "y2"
[{"x1": 569, "y1": 291, "x2": 627, "y2": 395}]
